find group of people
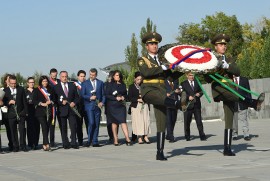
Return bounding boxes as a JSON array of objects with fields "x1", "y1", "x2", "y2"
[{"x1": 0, "y1": 32, "x2": 265, "y2": 161}]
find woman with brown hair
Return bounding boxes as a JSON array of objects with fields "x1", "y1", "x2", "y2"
[{"x1": 105, "y1": 70, "x2": 132, "y2": 146}]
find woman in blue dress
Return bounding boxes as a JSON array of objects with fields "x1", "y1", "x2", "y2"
[{"x1": 105, "y1": 70, "x2": 132, "y2": 146}]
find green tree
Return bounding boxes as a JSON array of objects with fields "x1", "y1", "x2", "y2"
[
  {"x1": 125, "y1": 33, "x2": 139, "y2": 69},
  {"x1": 15, "y1": 73, "x2": 26, "y2": 87},
  {"x1": 176, "y1": 12, "x2": 244, "y2": 58},
  {"x1": 140, "y1": 18, "x2": 157, "y2": 56},
  {"x1": 32, "y1": 71, "x2": 43, "y2": 87}
]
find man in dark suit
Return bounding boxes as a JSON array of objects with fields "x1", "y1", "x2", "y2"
[
  {"x1": 48, "y1": 68, "x2": 61, "y2": 147},
  {"x1": 74, "y1": 70, "x2": 88, "y2": 146},
  {"x1": 181, "y1": 72, "x2": 206, "y2": 141},
  {"x1": 54, "y1": 71, "x2": 80, "y2": 149},
  {"x1": 233, "y1": 76, "x2": 252, "y2": 141},
  {"x1": 165, "y1": 79, "x2": 181, "y2": 143},
  {"x1": 3, "y1": 75, "x2": 28, "y2": 152},
  {"x1": 81, "y1": 68, "x2": 105, "y2": 147}
]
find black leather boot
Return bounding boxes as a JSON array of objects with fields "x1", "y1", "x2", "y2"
[
  {"x1": 241, "y1": 93, "x2": 265, "y2": 111},
  {"x1": 223, "y1": 129, "x2": 235, "y2": 156},
  {"x1": 156, "y1": 132, "x2": 167, "y2": 161}
]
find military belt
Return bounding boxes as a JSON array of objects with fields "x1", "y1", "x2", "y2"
[{"x1": 143, "y1": 79, "x2": 165, "y2": 84}]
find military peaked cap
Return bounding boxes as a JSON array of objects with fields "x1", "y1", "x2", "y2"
[
  {"x1": 142, "y1": 32, "x2": 162, "y2": 44},
  {"x1": 211, "y1": 34, "x2": 230, "y2": 45}
]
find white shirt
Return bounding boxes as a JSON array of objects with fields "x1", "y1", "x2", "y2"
[
  {"x1": 149, "y1": 54, "x2": 160, "y2": 66},
  {"x1": 234, "y1": 76, "x2": 240, "y2": 85},
  {"x1": 189, "y1": 80, "x2": 194, "y2": 88},
  {"x1": 9, "y1": 87, "x2": 17, "y2": 99},
  {"x1": 90, "y1": 79, "x2": 96, "y2": 91}
]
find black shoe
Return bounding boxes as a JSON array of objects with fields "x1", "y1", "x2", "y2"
[
  {"x1": 50, "y1": 142, "x2": 55, "y2": 147},
  {"x1": 125, "y1": 141, "x2": 132, "y2": 146},
  {"x1": 244, "y1": 136, "x2": 251, "y2": 141},
  {"x1": 185, "y1": 136, "x2": 191, "y2": 141},
  {"x1": 92, "y1": 144, "x2": 101, "y2": 147},
  {"x1": 232, "y1": 136, "x2": 238, "y2": 141},
  {"x1": 63, "y1": 145, "x2": 70, "y2": 149},
  {"x1": 13, "y1": 147, "x2": 19, "y2": 152},
  {"x1": 84, "y1": 142, "x2": 91, "y2": 147},
  {"x1": 200, "y1": 135, "x2": 207, "y2": 141},
  {"x1": 114, "y1": 143, "x2": 120, "y2": 146},
  {"x1": 223, "y1": 148, "x2": 236, "y2": 156},
  {"x1": 169, "y1": 139, "x2": 175, "y2": 143},
  {"x1": 71, "y1": 145, "x2": 79, "y2": 149},
  {"x1": 21, "y1": 147, "x2": 28, "y2": 152},
  {"x1": 156, "y1": 151, "x2": 167, "y2": 161},
  {"x1": 78, "y1": 141, "x2": 83, "y2": 146}
]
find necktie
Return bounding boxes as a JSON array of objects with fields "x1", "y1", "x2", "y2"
[
  {"x1": 190, "y1": 81, "x2": 194, "y2": 90},
  {"x1": 92, "y1": 80, "x2": 96, "y2": 90},
  {"x1": 234, "y1": 78, "x2": 238, "y2": 90},
  {"x1": 64, "y1": 83, "x2": 68, "y2": 97},
  {"x1": 154, "y1": 56, "x2": 160, "y2": 66}
]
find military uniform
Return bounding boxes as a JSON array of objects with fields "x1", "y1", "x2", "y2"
[
  {"x1": 208, "y1": 34, "x2": 265, "y2": 156},
  {"x1": 138, "y1": 32, "x2": 183, "y2": 160}
]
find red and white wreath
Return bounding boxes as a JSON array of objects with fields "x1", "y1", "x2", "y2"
[{"x1": 164, "y1": 45, "x2": 219, "y2": 73}]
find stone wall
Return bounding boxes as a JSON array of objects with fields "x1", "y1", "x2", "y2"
[{"x1": 102, "y1": 78, "x2": 270, "y2": 123}]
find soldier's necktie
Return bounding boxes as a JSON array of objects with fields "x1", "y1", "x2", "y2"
[
  {"x1": 154, "y1": 56, "x2": 160, "y2": 66},
  {"x1": 64, "y1": 83, "x2": 68, "y2": 97}
]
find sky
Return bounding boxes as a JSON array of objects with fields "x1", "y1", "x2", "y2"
[{"x1": 1, "y1": 0, "x2": 270, "y2": 81}]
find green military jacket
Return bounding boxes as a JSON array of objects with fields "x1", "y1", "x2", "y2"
[
  {"x1": 137, "y1": 54, "x2": 182, "y2": 98},
  {"x1": 207, "y1": 54, "x2": 240, "y2": 99}
]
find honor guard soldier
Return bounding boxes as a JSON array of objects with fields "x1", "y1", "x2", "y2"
[
  {"x1": 207, "y1": 34, "x2": 265, "y2": 156},
  {"x1": 138, "y1": 32, "x2": 184, "y2": 160}
]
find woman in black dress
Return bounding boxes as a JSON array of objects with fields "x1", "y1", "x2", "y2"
[
  {"x1": 105, "y1": 70, "x2": 132, "y2": 146},
  {"x1": 33, "y1": 76, "x2": 55, "y2": 151}
]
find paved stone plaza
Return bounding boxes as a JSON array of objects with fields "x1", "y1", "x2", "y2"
[{"x1": 1, "y1": 119, "x2": 270, "y2": 181}]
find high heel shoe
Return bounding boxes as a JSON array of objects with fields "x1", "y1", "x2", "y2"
[
  {"x1": 144, "y1": 138, "x2": 151, "y2": 144},
  {"x1": 125, "y1": 141, "x2": 132, "y2": 146},
  {"x1": 114, "y1": 143, "x2": 120, "y2": 146},
  {"x1": 43, "y1": 145, "x2": 48, "y2": 151},
  {"x1": 138, "y1": 137, "x2": 144, "y2": 144}
]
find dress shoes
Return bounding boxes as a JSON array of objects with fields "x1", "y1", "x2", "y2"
[
  {"x1": 125, "y1": 141, "x2": 133, "y2": 146},
  {"x1": 244, "y1": 136, "x2": 251, "y2": 141},
  {"x1": 21, "y1": 146, "x2": 28, "y2": 152},
  {"x1": 200, "y1": 135, "x2": 207, "y2": 141},
  {"x1": 84, "y1": 142, "x2": 91, "y2": 147},
  {"x1": 63, "y1": 145, "x2": 70, "y2": 149},
  {"x1": 78, "y1": 141, "x2": 83, "y2": 146},
  {"x1": 169, "y1": 139, "x2": 175, "y2": 143},
  {"x1": 13, "y1": 147, "x2": 19, "y2": 152},
  {"x1": 232, "y1": 136, "x2": 238, "y2": 141},
  {"x1": 92, "y1": 144, "x2": 101, "y2": 147},
  {"x1": 50, "y1": 142, "x2": 55, "y2": 148},
  {"x1": 71, "y1": 145, "x2": 79, "y2": 149},
  {"x1": 185, "y1": 136, "x2": 191, "y2": 141},
  {"x1": 114, "y1": 143, "x2": 120, "y2": 146}
]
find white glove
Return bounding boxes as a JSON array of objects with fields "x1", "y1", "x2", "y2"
[
  {"x1": 222, "y1": 60, "x2": 229, "y2": 69},
  {"x1": 161, "y1": 65, "x2": 168, "y2": 70}
]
